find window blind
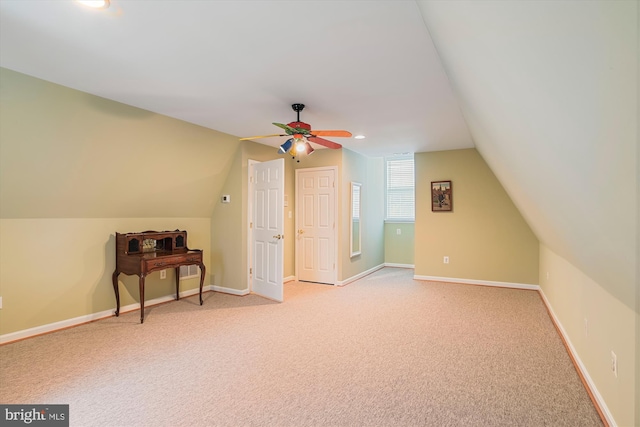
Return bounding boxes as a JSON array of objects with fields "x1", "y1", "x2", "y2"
[{"x1": 386, "y1": 156, "x2": 415, "y2": 220}]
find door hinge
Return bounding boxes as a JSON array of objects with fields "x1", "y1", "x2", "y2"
[
  {"x1": 250, "y1": 222, "x2": 253, "y2": 229},
  {"x1": 250, "y1": 267, "x2": 252, "y2": 275}
]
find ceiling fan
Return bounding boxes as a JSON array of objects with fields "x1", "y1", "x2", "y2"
[{"x1": 240, "y1": 103, "x2": 352, "y2": 158}]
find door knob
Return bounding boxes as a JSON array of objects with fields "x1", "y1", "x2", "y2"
[
  {"x1": 298, "y1": 229, "x2": 305, "y2": 235},
  {"x1": 273, "y1": 234, "x2": 282, "y2": 240}
]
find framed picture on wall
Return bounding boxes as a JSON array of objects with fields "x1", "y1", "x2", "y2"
[{"x1": 431, "y1": 180, "x2": 452, "y2": 212}]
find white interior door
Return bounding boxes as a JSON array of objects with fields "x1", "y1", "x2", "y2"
[
  {"x1": 251, "y1": 158, "x2": 284, "y2": 301},
  {"x1": 296, "y1": 167, "x2": 336, "y2": 285}
]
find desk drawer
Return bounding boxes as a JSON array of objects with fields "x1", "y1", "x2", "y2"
[{"x1": 145, "y1": 253, "x2": 202, "y2": 272}]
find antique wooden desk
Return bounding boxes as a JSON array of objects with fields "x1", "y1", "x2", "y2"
[{"x1": 112, "y1": 230, "x2": 206, "y2": 323}]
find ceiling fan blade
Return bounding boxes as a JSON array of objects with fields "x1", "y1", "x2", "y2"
[
  {"x1": 310, "y1": 130, "x2": 352, "y2": 138},
  {"x1": 274, "y1": 122, "x2": 312, "y2": 136},
  {"x1": 239, "y1": 134, "x2": 286, "y2": 141},
  {"x1": 307, "y1": 136, "x2": 342, "y2": 150},
  {"x1": 272, "y1": 123, "x2": 297, "y2": 134}
]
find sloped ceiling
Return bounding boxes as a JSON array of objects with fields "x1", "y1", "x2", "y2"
[
  {"x1": 0, "y1": 0, "x2": 637, "y2": 303},
  {"x1": 416, "y1": 0, "x2": 638, "y2": 306},
  {"x1": 0, "y1": 0, "x2": 473, "y2": 157}
]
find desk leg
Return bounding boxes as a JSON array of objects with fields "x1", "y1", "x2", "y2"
[
  {"x1": 139, "y1": 275, "x2": 146, "y2": 324},
  {"x1": 175, "y1": 267, "x2": 180, "y2": 300},
  {"x1": 199, "y1": 262, "x2": 206, "y2": 305},
  {"x1": 112, "y1": 271, "x2": 120, "y2": 317}
]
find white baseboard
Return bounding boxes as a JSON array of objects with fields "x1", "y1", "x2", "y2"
[
  {"x1": 384, "y1": 263, "x2": 415, "y2": 269},
  {"x1": 1, "y1": 285, "x2": 215, "y2": 345},
  {"x1": 212, "y1": 276, "x2": 294, "y2": 296},
  {"x1": 211, "y1": 285, "x2": 250, "y2": 296},
  {"x1": 336, "y1": 264, "x2": 385, "y2": 286},
  {"x1": 413, "y1": 275, "x2": 539, "y2": 291},
  {"x1": 538, "y1": 289, "x2": 616, "y2": 427}
]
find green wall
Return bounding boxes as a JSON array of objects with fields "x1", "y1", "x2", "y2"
[
  {"x1": 290, "y1": 147, "x2": 384, "y2": 282},
  {"x1": 414, "y1": 149, "x2": 539, "y2": 284},
  {"x1": 211, "y1": 140, "x2": 297, "y2": 292},
  {"x1": 0, "y1": 69, "x2": 238, "y2": 219},
  {"x1": 341, "y1": 149, "x2": 385, "y2": 281},
  {"x1": 1, "y1": 68, "x2": 538, "y2": 344},
  {"x1": 0, "y1": 68, "x2": 239, "y2": 335},
  {"x1": 539, "y1": 245, "x2": 636, "y2": 424},
  {"x1": 384, "y1": 222, "x2": 414, "y2": 266},
  {"x1": 207, "y1": 140, "x2": 386, "y2": 289},
  {"x1": 210, "y1": 144, "x2": 245, "y2": 291}
]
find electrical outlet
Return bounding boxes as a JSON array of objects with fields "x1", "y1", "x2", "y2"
[
  {"x1": 611, "y1": 351, "x2": 617, "y2": 377},
  {"x1": 443, "y1": 256, "x2": 449, "y2": 264},
  {"x1": 160, "y1": 270, "x2": 167, "y2": 280},
  {"x1": 546, "y1": 272, "x2": 550, "y2": 280},
  {"x1": 0, "y1": 296, "x2": 2, "y2": 309},
  {"x1": 396, "y1": 228, "x2": 401, "y2": 235}
]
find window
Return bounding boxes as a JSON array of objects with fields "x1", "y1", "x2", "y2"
[{"x1": 385, "y1": 155, "x2": 415, "y2": 221}]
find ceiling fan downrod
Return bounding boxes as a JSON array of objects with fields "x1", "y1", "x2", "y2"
[{"x1": 291, "y1": 103, "x2": 305, "y2": 122}]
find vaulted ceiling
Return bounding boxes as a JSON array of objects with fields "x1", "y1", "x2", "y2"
[
  {"x1": 0, "y1": 0, "x2": 473, "y2": 157},
  {"x1": 0, "y1": 0, "x2": 637, "y2": 307},
  {"x1": 417, "y1": 0, "x2": 637, "y2": 308}
]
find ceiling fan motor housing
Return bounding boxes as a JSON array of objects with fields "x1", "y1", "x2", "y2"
[{"x1": 287, "y1": 121, "x2": 311, "y2": 131}]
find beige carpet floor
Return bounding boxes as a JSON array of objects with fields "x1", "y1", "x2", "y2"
[{"x1": 0, "y1": 268, "x2": 602, "y2": 426}]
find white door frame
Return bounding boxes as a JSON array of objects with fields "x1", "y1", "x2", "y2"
[
  {"x1": 247, "y1": 159, "x2": 257, "y2": 292},
  {"x1": 294, "y1": 166, "x2": 339, "y2": 285}
]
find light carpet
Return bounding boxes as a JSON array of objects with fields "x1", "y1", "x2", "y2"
[{"x1": 0, "y1": 268, "x2": 603, "y2": 426}]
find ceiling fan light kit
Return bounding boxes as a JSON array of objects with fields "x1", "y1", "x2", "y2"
[
  {"x1": 278, "y1": 139, "x2": 292, "y2": 154},
  {"x1": 241, "y1": 104, "x2": 352, "y2": 161},
  {"x1": 278, "y1": 138, "x2": 314, "y2": 158}
]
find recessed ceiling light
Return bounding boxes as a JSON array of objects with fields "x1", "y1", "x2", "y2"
[
  {"x1": 354, "y1": 135, "x2": 366, "y2": 139},
  {"x1": 77, "y1": 0, "x2": 110, "y2": 9}
]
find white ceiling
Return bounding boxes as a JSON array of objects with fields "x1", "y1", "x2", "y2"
[{"x1": 0, "y1": 0, "x2": 474, "y2": 157}]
